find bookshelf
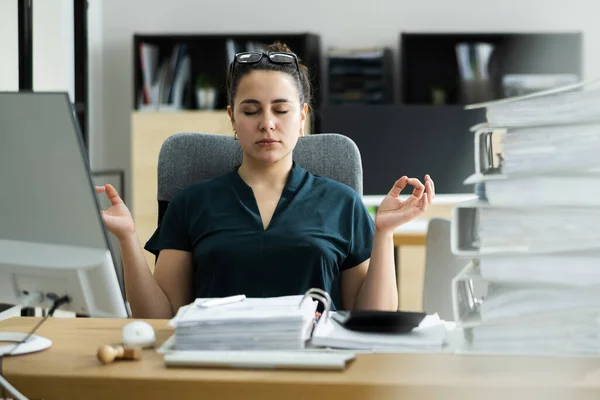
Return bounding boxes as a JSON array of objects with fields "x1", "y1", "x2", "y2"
[
  {"x1": 326, "y1": 47, "x2": 394, "y2": 104},
  {"x1": 133, "y1": 32, "x2": 322, "y2": 130},
  {"x1": 400, "y1": 32, "x2": 583, "y2": 105}
]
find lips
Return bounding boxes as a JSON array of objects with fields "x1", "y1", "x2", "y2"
[{"x1": 257, "y1": 139, "x2": 278, "y2": 144}]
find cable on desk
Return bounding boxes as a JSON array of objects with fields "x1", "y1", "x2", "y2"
[{"x1": 0, "y1": 295, "x2": 71, "y2": 400}]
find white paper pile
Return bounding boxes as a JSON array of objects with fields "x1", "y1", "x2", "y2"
[{"x1": 169, "y1": 295, "x2": 318, "y2": 351}]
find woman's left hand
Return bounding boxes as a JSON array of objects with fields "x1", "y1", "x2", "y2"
[{"x1": 374, "y1": 175, "x2": 435, "y2": 234}]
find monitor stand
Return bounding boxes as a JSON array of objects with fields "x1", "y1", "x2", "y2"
[{"x1": 0, "y1": 332, "x2": 52, "y2": 356}]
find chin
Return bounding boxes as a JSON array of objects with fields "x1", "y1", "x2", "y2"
[{"x1": 252, "y1": 151, "x2": 287, "y2": 165}]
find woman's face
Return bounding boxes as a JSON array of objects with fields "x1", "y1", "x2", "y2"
[{"x1": 228, "y1": 70, "x2": 307, "y2": 166}]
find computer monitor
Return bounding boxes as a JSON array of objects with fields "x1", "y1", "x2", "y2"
[{"x1": 0, "y1": 92, "x2": 128, "y2": 319}]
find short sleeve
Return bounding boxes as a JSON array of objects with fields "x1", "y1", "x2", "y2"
[
  {"x1": 341, "y1": 194, "x2": 375, "y2": 271},
  {"x1": 144, "y1": 193, "x2": 192, "y2": 257}
]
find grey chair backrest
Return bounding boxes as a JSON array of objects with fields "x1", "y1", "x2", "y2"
[
  {"x1": 422, "y1": 218, "x2": 470, "y2": 321},
  {"x1": 157, "y1": 132, "x2": 363, "y2": 206},
  {"x1": 155, "y1": 132, "x2": 363, "y2": 309}
]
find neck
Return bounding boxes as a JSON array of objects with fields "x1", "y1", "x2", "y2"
[{"x1": 237, "y1": 155, "x2": 293, "y2": 189}]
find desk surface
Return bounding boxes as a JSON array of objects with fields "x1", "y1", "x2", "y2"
[
  {"x1": 2, "y1": 317, "x2": 600, "y2": 400},
  {"x1": 362, "y1": 194, "x2": 477, "y2": 207}
]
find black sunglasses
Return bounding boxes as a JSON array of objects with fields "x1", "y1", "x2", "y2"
[{"x1": 229, "y1": 51, "x2": 301, "y2": 87}]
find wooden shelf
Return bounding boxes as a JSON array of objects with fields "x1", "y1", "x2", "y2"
[{"x1": 131, "y1": 110, "x2": 233, "y2": 269}]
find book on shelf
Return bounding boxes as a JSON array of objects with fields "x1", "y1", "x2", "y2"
[{"x1": 137, "y1": 42, "x2": 191, "y2": 111}]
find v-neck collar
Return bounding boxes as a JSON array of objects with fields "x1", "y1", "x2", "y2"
[
  {"x1": 230, "y1": 161, "x2": 306, "y2": 198},
  {"x1": 229, "y1": 162, "x2": 307, "y2": 230}
]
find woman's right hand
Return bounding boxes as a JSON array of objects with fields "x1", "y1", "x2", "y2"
[{"x1": 95, "y1": 184, "x2": 136, "y2": 242}]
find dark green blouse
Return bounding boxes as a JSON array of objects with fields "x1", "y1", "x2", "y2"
[{"x1": 145, "y1": 162, "x2": 374, "y2": 309}]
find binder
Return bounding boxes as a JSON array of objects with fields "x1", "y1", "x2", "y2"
[
  {"x1": 307, "y1": 290, "x2": 448, "y2": 353},
  {"x1": 450, "y1": 200, "x2": 600, "y2": 256},
  {"x1": 449, "y1": 78, "x2": 600, "y2": 357},
  {"x1": 311, "y1": 313, "x2": 447, "y2": 353}
]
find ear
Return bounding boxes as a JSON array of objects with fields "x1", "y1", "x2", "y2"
[
  {"x1": 300, "y1": 103, "x2": 308, "y2": 134},
  {"x1": 227, "y1": 105, "x2": 235, "y2": 129}
]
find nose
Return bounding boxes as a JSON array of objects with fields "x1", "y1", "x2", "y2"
[{"x1": 258, "y1": 112, "x2": 275, "y2": 132}]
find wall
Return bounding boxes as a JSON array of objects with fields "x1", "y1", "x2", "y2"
[
  {"x1": 96, "y1": 0, "x2": 600, "y2": 205},
  {"x1": 2, "y1": 0, "x2": 599, "y2": 203},
  {"x1": 0, "y1": 1, "x2": 19, "y2": 91},
  {"x1": 0, "y1": 0, "x2": 75, "y2": 97}
]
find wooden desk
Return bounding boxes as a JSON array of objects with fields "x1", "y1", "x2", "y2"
[{"x1": 3, "y1": 317, "x2": 600, "y2": 400}]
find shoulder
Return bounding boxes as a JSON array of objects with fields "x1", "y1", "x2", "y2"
[{"x1": 308, "y1": 173, "x2": 361, "y2": 203}]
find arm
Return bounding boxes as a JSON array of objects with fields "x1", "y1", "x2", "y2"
[
  {"x1": 120, "y1": 233, "x2": 192, "y2": 319},
  {"x1": 341, "y1": 230, "x2": 397, "y2": 311},
  {"x1": 96, "y1": 184, "x2": 193, "y2": 319},
  {"x1": 341, "y1": 175, "x2": 435, "y2": 311}
]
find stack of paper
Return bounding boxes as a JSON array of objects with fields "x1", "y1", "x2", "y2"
[
  {"x1": 458, "y1": 311, "x2": 600, "y2": 357},
  {"x1": 310, "y1": 314, "x2": 448, "y2": 353},
  {"x1": 480, "y1": 82, "x2": 600, "y2": 128},
  {"x1": 479, "y1": 250, "x2": 600, "y2": 286},
  {"x1": 450, "y1": 79, "x2": 600, "y2": 357},
  {"x1": 169, "y1": 296, "x2": 318, "y2": 351}
]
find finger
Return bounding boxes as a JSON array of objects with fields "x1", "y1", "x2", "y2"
[
  {"x1": 95, "y1": 185, "x2": 106, "y2": 194},
  {"x1": 426, "y1": 180, "x2": 433, "y2": 205},
  {"x1": 104, "y1": 184, "x2": 123, "y2": 206},
  {"x1": 425, "y1": 175, "x2": 435, "y2": 200},
  {"x1": 387, "y1": 176, "x2": 408, "y2": 197},
  {"x1": 420, "y1": 194, "x2": 428, "y2": 212},
  {"x1": 407, "y1": 178, "x2": 425, "y2": 199}
]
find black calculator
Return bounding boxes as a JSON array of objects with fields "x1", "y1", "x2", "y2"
[{"x1": 331, "y1": 310, "x2": 427, "y2": 334}]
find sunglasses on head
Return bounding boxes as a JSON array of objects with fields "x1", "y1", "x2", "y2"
[{"x1": 229, "y1": 51, "x2": 301, "y2": 86}]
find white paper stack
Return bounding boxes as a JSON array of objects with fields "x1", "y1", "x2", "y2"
[
  {"x1": 458, "y1": 311, "x2": 600, "y2": 357},
  {"x1": 169, "y1": 295, "x2": 318, "y2": 351},
  {"x1": 450, "y1": 79, "x2": 600, "y2": 357}
]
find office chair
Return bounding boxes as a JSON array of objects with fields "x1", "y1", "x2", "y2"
[
  {"x1": 155, "y1": 132, "x2": 364, "y2": 309},
  {"x1": 422, "y1": 218, "x2": 470, "y2": 321}
]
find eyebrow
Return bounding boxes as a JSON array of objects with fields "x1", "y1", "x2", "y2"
[{"x1": 239, "y1": 99, "x2": 291, "y2": 105}]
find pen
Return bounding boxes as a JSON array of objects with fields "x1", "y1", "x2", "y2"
[{"x1": 196, "y1": 295, "x2": 246, "y2": 308}]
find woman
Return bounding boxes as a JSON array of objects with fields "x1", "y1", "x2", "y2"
[{"x1": 97, "y1": 42, "x2": 435, "y2": 318}]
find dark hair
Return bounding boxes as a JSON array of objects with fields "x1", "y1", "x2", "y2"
[{"x1": 226, "y1": 41, "x2": 312, "y2": 113}]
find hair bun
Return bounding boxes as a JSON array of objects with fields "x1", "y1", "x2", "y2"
[{"x1": 263, "y1": 41, "x2": 294, "y2": 54}]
